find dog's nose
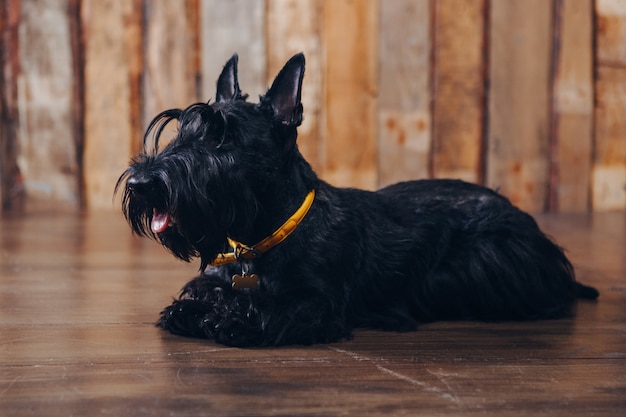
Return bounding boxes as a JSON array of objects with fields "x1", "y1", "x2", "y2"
[{"x1": 126, "y1": 175, "x2": 153, "y2": 195}]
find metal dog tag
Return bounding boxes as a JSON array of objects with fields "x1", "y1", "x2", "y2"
[{"x1": 232, "y1": 273, "x2": 259, "y2": 290}]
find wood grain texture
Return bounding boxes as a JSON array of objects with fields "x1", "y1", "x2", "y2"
[
  {"x1": 266, "y1": 0, "x2": 323, "y2": 174},
  {"x1": 487, "y1": 0, "x2": 553, "y2": 212},
  {"x1": 16, "y1": 0, "x2": 79, "y2": 207},
  {"x1": 551, "y1": 0, "x2": 594, "y2": 212},
  {"x1": 593, "y1": 67, "x2": 626, "y2": 211},
  {"x1": 200, "y1": 0, "x2": 266, "y2": 101},
  {"x1": 323, "y1": 0, "x2": 378, "y2": 189},
  {"x1": 143, "y1": 0, "x2": 200, "y2": 140},
  {"x1": 68, "y1": 0, "x2": 84, "y2": 209},
  {"x1": 0, "y1": 0, "x2": 24, "y2": 210},
  {"x1": 378, "y1": 0, "x2": 431, "y2": 188},
  {"x1": 593, "y1": 0, "x2": 626, "y2": 211},
  {"x1": 431, "y1": 0, "x2": 485, "y2": 184},
  {"x1": 82, "y1": 0, "x2": 142, "y2": 209},
  {"x1": 0, "y1": 1, "x2": 3, "y2": 208},
  {"x1": 0, "y1": 210, "x2": 624, "y2": 416}
]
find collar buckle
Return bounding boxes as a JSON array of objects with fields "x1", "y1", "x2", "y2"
[
  {"x1": 233, "y1": 241, "x2": 259, "y2": 261},
  {"x1": 210, "y1": 189, "x2": 316, "y2": 267}
]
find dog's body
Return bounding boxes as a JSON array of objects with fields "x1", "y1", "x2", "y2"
[{"x1": 117, "y1": 53, "x2": 598, "y2": 346}]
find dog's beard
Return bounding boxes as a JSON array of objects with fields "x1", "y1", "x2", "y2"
[
  {"x1": 132, "y1": 206, "x2": 225, "y2": 270},
  {"x1": 116, "y1": 157, "x2": 261, "y2": 271},
  {"x1": 118, "y1": 187, "x2": 222, "y2": 270},
  {"x1": 154, "y1": 227, "x2": 198, "y2": 261}
]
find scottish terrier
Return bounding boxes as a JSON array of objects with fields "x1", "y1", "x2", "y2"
[{"x1": 116, "y1": 53, "x2": 598, "y2": 346}]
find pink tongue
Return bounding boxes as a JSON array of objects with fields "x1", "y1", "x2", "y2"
[{"x1": 151, "y1": 210, "x2": 170, "y2": 234}]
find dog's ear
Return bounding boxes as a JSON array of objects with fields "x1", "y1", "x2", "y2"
[
  {"x1": 263, "y1": 53, "x2": 305, "y2": 126},
  {"x1": 216, "y1": 53, "x2": 242, "y2": 102}
]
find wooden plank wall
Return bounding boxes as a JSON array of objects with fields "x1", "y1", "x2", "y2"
[
  {"x1": 379, "y1": 0, "x2": 430, "y2": 187},
  {"x1": 82, "y1": 0, "x2": 143, "y2": 209},
  {"x1": 595, "y1": 0, "x2": 626, "y2": 211},
  {"x1": 0, "y1": 0, "x2": 624, "y2": 213},
  {"x1": 0, "y1": 0, "x2": 22, "y2": 211},
  {"x1": 552, "y1": 0, "x2": 594, "y2": 212},
  {"x1": 431, "y1": 0, "x2": 485, "y2": 185},
  {"x1": 18, "y1": 0, "x2": 81, "y2": 206},
  {"x1": 487, "y1": 0, "x2": 553, "y2": 211}
]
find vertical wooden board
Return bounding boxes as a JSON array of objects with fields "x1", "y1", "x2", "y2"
[
  {"x1": 378, "y1": 0, "x2": 430, "y2": 188},
  {"x1": 0, "y1": 0, "x2": 24, "y2": 211},
  {"x1": 200, "y1": 0, "x2": 266, "y2": 102},
  {"x1": 0, "y1": 0, "x2": 4, "y2": 209},
  {"x1": 143, "y1": 0, "x2": 200, "y2": 136},
  {"x1": 82, "y1": 0, "x2": 142, "y2": 209},
  {"x1": 68, "y1": 0, "x2": 84, "y2": 208},
  {"x1": 267, "y1": 0, "x2": 323, "y2": 174},
  {"x1": 552, "y1": 0, "x2": 593, "y2": 212},
  {"x1": 594, "y1": 0, "x2": 626, "y2": 211},
  {"x1": 16, "y1": 0, "x2": 78, "y2": 207},
  {"x1": 486, "y1": 0, "x2": 553, "y2": 212},
  {"x1": 593, "y1": 67, "x2": 626, "y2": 211},
  {"x1": 126, "y1": 1, "x2": 143, "y2": 157},
  {"x1": 596, "y1": 0, "x2": 626, "y2": 64},
  {"x1": 323, "y1": 0, "x2": 378, "y2": 189},
  {"x1": 431, "y1": 0, "x2": 485, "y2": 184}
]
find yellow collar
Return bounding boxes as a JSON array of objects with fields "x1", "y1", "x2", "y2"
[{"x1": 211, "y1": 190, "x2": 316, "y2": 266}]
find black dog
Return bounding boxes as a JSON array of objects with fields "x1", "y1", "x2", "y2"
[{"x1": 117, "y1": 53, "x2": 598, "y2": 346}]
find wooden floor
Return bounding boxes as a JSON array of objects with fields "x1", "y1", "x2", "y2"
[{"x1": 0, "y1": 210, "x2": 624, "y2": 416}]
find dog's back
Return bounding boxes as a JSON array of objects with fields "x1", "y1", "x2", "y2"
[{"x1": 370, "y1": 179, "x2": 597, "y2": 323}]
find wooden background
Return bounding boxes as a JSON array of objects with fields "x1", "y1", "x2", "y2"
[{"x1": 0, "y1": 0, "x2": 624, "y2": 213}]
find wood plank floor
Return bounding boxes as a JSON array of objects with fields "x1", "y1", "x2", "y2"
[{"x1": 0, "y1": 210, "x2": 624, "y2": 416}]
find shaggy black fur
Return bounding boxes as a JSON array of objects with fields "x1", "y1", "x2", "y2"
[{"x1": 116, "y1": 53, "x2": 599, "y2": 346}]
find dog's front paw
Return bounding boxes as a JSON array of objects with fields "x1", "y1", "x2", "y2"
[
  {"x1": 158, "y1": 299, "x2": 213, "y2": 339},
  {"x1": 209, "y1": 320, "x2": 263, "y2": 347},
  {"x1": 204, "y1": 291, "x2": 265, "y2": 346},
  {"x1": 158, "y1": 290, "x2": 266, "y2": 346}
]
